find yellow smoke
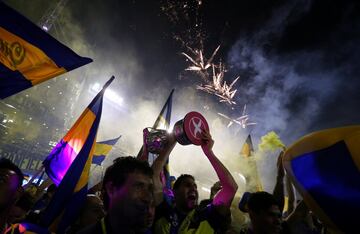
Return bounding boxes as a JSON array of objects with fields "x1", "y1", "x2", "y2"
[{"x1": 258, "y1": 131, "x2": 285, "y2": 152}]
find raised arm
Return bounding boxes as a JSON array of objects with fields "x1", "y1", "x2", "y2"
[
  {"x1": 200, "y1": 130, "x2": 238, "y2": 211},
  {"x1": 150, "y1": 132, "x2": 176, "y2": 206}
]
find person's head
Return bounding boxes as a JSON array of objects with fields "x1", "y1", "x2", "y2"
[
  {"x1": 247, "y1": 192, "x2": 282, "y2": 234},
  {"x1": 102, "y1": 156, "x2": 154, "y2": 232},
  {"x1": 0, "y1": 158, "x2": 24, "y2": 211},
  {"x1": 210, "y1": 181, "x2": 222, "y2": 199},
  {"x1": 173, "y1": 174, "x2": 198, "y2": 212},
  {"x1": 8, "y1": 191, "x2": 35, "y2": 223},
  {"x1": 145, "y1": 199, "x2": 156, "y2": 230},
  {"x1": 75, "y1": 194, "x2": 105, "y2": 229}
]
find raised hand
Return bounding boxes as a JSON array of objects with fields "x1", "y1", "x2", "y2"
[{"x1": 201, "y1": 128, "x2": 214, "y2": 152}]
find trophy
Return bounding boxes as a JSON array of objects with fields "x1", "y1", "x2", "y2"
[
  {"x1": 144, "y1": 111, "x2": 210, "y2": 153},
  {"x1": 143, "y1": 127, "x2": 169, "y2": 154},
  {"x1": 173, "y1": 111, "x2": 209, "y2": 145}
]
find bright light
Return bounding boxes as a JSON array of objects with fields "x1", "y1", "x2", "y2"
[
  {"x1": 42, "y1": 25, "x2": 49, "y2": 31},
  {"x1": 105, "y1": 89, "x2": 123, "y2": 105},
  {"x1": 201, "y1": 187, "x2": 211, "y2": 193},
  {"x1": 91, "y1": 83, "x2": 123, "y2": 107},
  {"x1": 91, "y1": 83, "x2": 101, "y2": 92},
  {"x1": 167, "y1": 125, "x2": 174, "y2": 133},
  {"x1": 238, "y1": 173, "x2": 246, "y2": 184},
  {"x1": 3, "y1": 103, "x2": 16, "y2": 109},
  {"x1": 49, "y1": 141, "x2": 57, "y2": 147},
  {"x1": 2, "y1": 119, "x2": 14, "y2": 123}
]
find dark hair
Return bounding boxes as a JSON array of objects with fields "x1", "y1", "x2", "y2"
[
  {"x1": 102, "y1": 156, "x2": 153, "y2": 209},
  {"x1": 173, "y1": 174, "x2": 195, "y2": 191},
  {"x1": 247, "y1": 191, "x2": 279, "y2": 213},
  {"x1": 15, "y1": 191, "x2": 35, "y2": 211},
  {"x1": 0, "y1": 158, "x2": 24, "y2": 187}
]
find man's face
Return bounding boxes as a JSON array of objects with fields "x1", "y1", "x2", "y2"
[
  {"x1": 174, "y1": 177, "x2": 198, "y2": 212},
  {"x1": 0, "y1": 169, "x2": 20, "y2": 210},
  {"x1": 251, "y1": 205, "x2": 282, "y2": 234},
  {"x1": 107, "y1": 171, "x2": 154, "y2": 230},
  {"x1": 145, "y1": 200, "x2": 155, "y2": 229}
]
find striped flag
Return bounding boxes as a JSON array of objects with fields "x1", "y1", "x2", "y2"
[
  {"x1": 283, "y1": 126, "x2": 360, "y2": 233},
  {"x1": 92, "y1": 136, "x2": 121, "y2": 165},
  {"x1": 240, "y1": 134, "x2": 263, "y2": 192},
  {"x1": 0, "y1": 2, "x2": 92, "y2": 99},
  {"x1": 41, "y1": 76, "x2": 114, "y2": 233},
  {"x1": 240, "y1": 134, "x2": 254, "y2": 157},
  {"x1": 137, "y1": 89, "x2": 174, "y2": 193}
]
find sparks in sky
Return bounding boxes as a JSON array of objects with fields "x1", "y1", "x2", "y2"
[
  {"x1": 181, "y1": 45, "x2": 220, "y2": 74},
  {"x1": 161, "y1": 0, "x2": 241, "y2": 105},
  {"x1": 194, "y1": 61, "x2": 240, "y2": 105},
  {"x1": 217, "y1": 105, "x2": 257, "y2": 128}
]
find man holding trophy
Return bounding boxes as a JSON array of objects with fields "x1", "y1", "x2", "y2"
[{"x1": 142, "y1": 112, "x2": 238, "y2": 233}]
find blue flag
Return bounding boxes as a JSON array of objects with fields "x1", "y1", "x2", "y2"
[
  {"x1": 137, "y1": 89, "x2": 174, "y2": 200},
  {"x1": 283, "y1": 126, "x2": 360, "y2": 233},
  {"x1": 92, "y1": 136, "x2": 121, "y2": 165},
  {"x1": 0, "y1": 2, "x2": 92, "y2": 99},
  {"x1": 41, "y1": 76, "x2": 114, "y2": 233}
]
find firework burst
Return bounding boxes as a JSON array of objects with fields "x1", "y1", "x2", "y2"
[
  {"x1": 218, "y1": 105, "x2": 257, "y2": 128},
  {"x1": 161, "y1": 0, "x2": 241, "y2": 105}
]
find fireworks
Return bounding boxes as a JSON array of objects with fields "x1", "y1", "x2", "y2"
[
  {"x1": 182, "y1": 45, "x2": 240, "y2": 104},
  {"x1": 161, "y1": 0, "x2": 241, "y2": 106},
  {"x1": 217, "y1": 105, "x2": 256, "y2": 128},
  {"x1": 182, "y1": 45, "x2": 220, "y2": 73}
]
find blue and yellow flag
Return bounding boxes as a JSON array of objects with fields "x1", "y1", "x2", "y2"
[
  {"x1": 137, "y1": 89, "x2": 174, "y2": 194},
  {"x1": 283, "y1": 126, "x2": 360, "y2": 233},
  {"x1": 240, "y1": 134, "x2": 254, "y2": 157},
  {"x1": 152, "y1": 89, "x2": 173, "y2": 193},
  {"x1": 41, "y1": 76, "x2": 114, "y2": 234},
  {"x1": 152, "y1": 89, "x2": 173, "y2": 130},
  {"x1": 92, "y1": 136, "x2": 121, "y2": 165},
  {"x1": 240, "y1": 134, "x2": 263, "y2": 192},
  {"x1": 0, "y1": 2, "x2": 92, "y2": 99}
]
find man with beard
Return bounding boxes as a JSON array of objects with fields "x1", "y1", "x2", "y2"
[
  {"x1": 0, "y1": 158, "x2": 24, "y2": 233},
  {"x1": 78, "y1": 156, "x2": 154, "y2": 234},
  {"x1": 152, "y1": 130, "x2": 238, "y2": 233}
]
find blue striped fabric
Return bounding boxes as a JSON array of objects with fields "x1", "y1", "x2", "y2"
[
  {"x1": 40, "y1": 77, "x2": 114, "y2": 234},
  {"x1": 92, "y1": 136, "x2": 121, "y2": 165},
  {"x1": 0, "y1": 2, "x2": 92, "y2": 99},
  {"x1": 283, "y1": 126, "x2": 360, "y2": 233}
]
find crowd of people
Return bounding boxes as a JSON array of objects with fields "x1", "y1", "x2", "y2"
[{"x1": 0, "y1": 129, "x2": 330, "y2": 234}]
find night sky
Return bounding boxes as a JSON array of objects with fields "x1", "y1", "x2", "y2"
[
  {"x1": 4, "y1": 0, "x2": 360, "y2": 192},
  {"x1": 65, "y1": 0, "x2": 360, "y2": 139}
]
